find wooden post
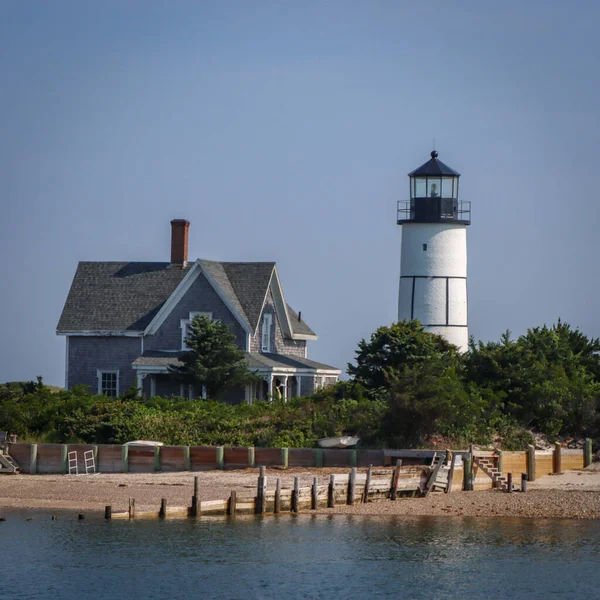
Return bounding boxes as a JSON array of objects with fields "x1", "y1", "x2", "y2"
[
  {"x1": 553, "y1": 442, "x2": 562, "y2": 475},
  {"x1": 256, "y1": 466, "x2": 266, "y2": 514},
  {"x1": 350, "y1": 450, "x2": 357, "y2": 468},
  {"x1": 227, "y1": 491, "x2": 237, "y2": 516},
  {"x1": 526, "y1": 445, "x2": 536, "y2": 482},
  {"x1": 507, "y1": 472, "x2": 513, "y2": 493},
  {"x1": 281, "y1": 447, "x2": 289, "y2": 469},
  {"x1": 463, "y1": 455, "x2": 473, "y2": 491},
  {"x1": 362, "y1": 465, "x2": 372, "y2": 503},
  {"x1": 154, "y1": 446, "x2": 161, "y2": 472},
  {"x1": 30, "y1": 443, "x2": 38, "y2": 475},
  {"x1": 104, "y1": 505, "x2": 112, "y2": 520},
  {"x1": 390, "y1": 459, "x2": 402, "y2": 500},
  {"x1": 446, "y1": 454, "x2": 457, "y2": 494},
  {"x1": 159, "y1": 498, "x2": 167, "y2": 518},
  {"x1": 315, "y1": 449, "x2": 324, "y2": 468},
  {"x1": 311, "y1": 477, "x2": 318, "y2": 509},
  {"x1": 183, "y1": 446, "x2": 191, "y2": 471},
  {"x1": 216, "y1": 446, "x2": 224, "y2": 470},
  {"x1": 190, "y1": 476, "x2": 198, "y2": 517},
  {"x1": 248, "y1": 447, "x2": 255, "y2": 469},
  {"x1": 93, "y1": 445, "x2": 99, "y2": 472},
  {"x1": 327, "y1": 474, "x2": 335, "y2": 508},
  {"x1": 347, "y1": 467, "x2": 357, "y2": 505},
  {"x1": 121, "y1": 444, "x2": 129, "y2": 474},
  {"x1": 585, "y1": 438, "x2": 593, "y2": 468},
  {"x1": 60, "y1": 444, "x2": 68, "y2": 474},
  {"x1": 291, "y1": 476, "x2": 299, "y2": 513},
  {"x1": 521, "y1": 472, "x2": 527, "y2": 493},
  {"x1": 274, "y1": 478, "x2": 281, "y2": 514},
  {"x1": 128, "y1": 498, "x2": 135, "y2": 519}
]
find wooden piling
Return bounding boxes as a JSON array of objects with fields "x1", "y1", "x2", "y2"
[
  {"x1": 553, "y1": 442, "x2": 562, "y2": 475},
  {"x1": 60, "y1": 444, "x2": 68, "y2": 474},
  {"x1": 191, "y1": 476, "x2": 199, "y2": 517},
  {"x1": 248, "y1": 447, "x2": 255, "y2": 468},
  {"x1": 446, "y1": 454, "x2": 457, "y2": 494},
  {"x1": 281, "y1": 448, "x2": 288, "y2": 469},
  {"x1": 121, "y1": 445, "x2": 129, "y2": 474},
  {"x1": 521, "y1": 472, "x2": 527, "y2": 493},
  {"x1": 256, "y1": 466, "x2": 266, "y2": 514},
  {"x1": 390, "y1": 459, "x2": 402, "y2": 500},
  {"x1": 30, "y1": 444, "x2": 38, "y2": 475},
  {"x1": 327, "y1": 474, "x2": 335, "y2": 508},
  {"x1": 497, "y1": 450, "x2": 503, "y2": 475},
  {"x1": 507, "y1": 472, "x2": 513, "y2": 493},
  {"x1": 347, "y1": 467, "x2": 357, "y2": 505},
  {"x1": 159, "y1": 498, "x2": 167, "y2": 518},
  {"x1": 78, "y1": 514, "x2": 85, "y2": 520},
  {"x1": 128, "y1": 498, "x2": 135, "y2": 519},
  {"x1": 311, "y1": 477, "x2": 318, "y2": 509},
  {"x1": 291, "y1": 476, "x2": 299, "y2": 513},
  {"x1": 463, "y1": 455, "x2": 473, "y2": 491},
  {"x1": 274, "y1": 478, "x2": 281, "y2": 514},
  {"x1": 315, "y1": 449, "x2": 324, "y2": 468},
  {"x1": 350, "y1": 450, "x2": 357, "y2": 468},
  {"x1": 362, "y1": 465, "x2": 372, "y2": 503},
  {"x1": 526, "y1": 445, "x2": 536, "y2": 482},
  {"x1": 154, "y1": 446, "x2": 161, "y2": 472},
  {"x1": 227, "y1": 491, "x2": 237, "y2": 516},
  {"x1": 104, "y1": 506, "x2": 112, "y2": 520},
  {"x1": 585, "y1": 438, "x2": 593, "y2": 468},
  {"x1": 183, "y1": 446, "x2": 191, "y2": 471},
  {"x1": 216, "y1": 446, "x2": 224, "y2": 470}
]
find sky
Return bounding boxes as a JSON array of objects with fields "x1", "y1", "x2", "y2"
[{"x1": 1, "y1": 1, "x2": 599, "y2": 386}]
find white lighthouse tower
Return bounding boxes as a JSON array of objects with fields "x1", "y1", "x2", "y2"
[{"x1": 397, "y1": 151, "x2": 471, "y2": 351}]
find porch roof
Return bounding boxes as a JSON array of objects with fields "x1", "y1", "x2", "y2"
[{"x1": 131, "y1": 351, "x2": 340, "y2": 373}]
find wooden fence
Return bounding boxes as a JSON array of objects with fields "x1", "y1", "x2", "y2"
[{"x1": 5, "y1": 442, "x2": 590, "y2": 477}]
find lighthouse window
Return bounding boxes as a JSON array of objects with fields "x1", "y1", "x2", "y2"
[
  {"x1": 442, "y1": 177, "x2": 454, "y2": 198},
  {"x1": 422, "y1": 244, "x2": 428, "y2": 251},
  {"x1": 414, "y1": 178, "x2": 426, "y2": 197}
]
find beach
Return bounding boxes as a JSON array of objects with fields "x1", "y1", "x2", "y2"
[{"x1": 1, "y1": 465, "x2": 599, "y2": 519}]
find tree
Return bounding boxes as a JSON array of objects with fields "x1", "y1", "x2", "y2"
[
  {"x1": 464, "y1": 322, "x2": 600, "y2": 437},
  {"x1": 168, "y1": 315, "x2": 258, "y2": 400},
  {"x1": 347, "y1": 320, "x2": 459, "y2": 397}
]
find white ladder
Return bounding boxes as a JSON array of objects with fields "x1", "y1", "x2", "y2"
[
  {"x1": 84, "y1": 450, "x2": 96, "y2": 474},
  {"x1": 68, "y1": 451, "x2": 78, "y2": 475}
]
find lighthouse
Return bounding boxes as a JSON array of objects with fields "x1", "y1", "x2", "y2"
[{"x1": 397, "y1": 151, "x2": 471, "y2": 351}]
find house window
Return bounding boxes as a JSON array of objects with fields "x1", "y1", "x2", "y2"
[
  {"x1": 97, "y1": 370, "x2": 119, "y2": 397},
  {"x1": 181, "y1": 311, "x2": 212, "y2": 350},
  {"x1": 261, "y1": 313, "x2": 273, "y2": 353}
]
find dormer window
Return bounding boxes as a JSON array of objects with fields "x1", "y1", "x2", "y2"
[
  {"x1": 181, "y1": 311, "x2": 212, "y2": 350},
  {"x1": 261, "y1": 313, "x2": 273, "y2": 353}
]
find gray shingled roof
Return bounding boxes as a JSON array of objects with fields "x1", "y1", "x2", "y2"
[
  {"x1": 132, "y1": 351, "x2": 339, "y2": 372},
  {"x1": 245, "y1": 353, "x2": 339, "y2": 372},
  {"x1": 57, "y1": 262, "x2": 190, "y2": 332},
  {"x1": 57, "y1": 260, "x2": 316, "y2": 337}
]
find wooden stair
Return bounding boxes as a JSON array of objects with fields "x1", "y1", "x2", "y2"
[
  {"x1": 0, "y1": 449, "x2": 20, "y2": 474},
  {"x1": 473, "y1": 455, "x2": 512, "y2": 492},
  {"x1": 424, "y1": 452, "x2": 450, "y2": 495}
]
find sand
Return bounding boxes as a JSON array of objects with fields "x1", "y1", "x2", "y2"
[{"x1": 1, "y1": 467, "x2": 599, "y2": 519}]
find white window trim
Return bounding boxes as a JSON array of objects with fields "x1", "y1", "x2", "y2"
[
  {"x1": 261, "y1": 313, "x2": 273, "y2": 353},
  {"x1": 97, "y1": 369, "x2": 119, "y2": 397},
  {"x1": 180, "y1": 311, "x2": 212, "y2": 350}
]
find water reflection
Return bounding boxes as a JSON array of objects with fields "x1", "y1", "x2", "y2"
[{"x1": 2, "y1": 510, "x2": 600, "y2": 600}]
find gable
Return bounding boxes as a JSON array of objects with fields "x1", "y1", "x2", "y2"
[{"x1": 144, "y1": 271, "x2": 247, "y2": 351}]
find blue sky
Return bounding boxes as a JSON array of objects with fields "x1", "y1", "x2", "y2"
[{"x1": 1, "y1": 1, "x2": 599, "y2": 386}]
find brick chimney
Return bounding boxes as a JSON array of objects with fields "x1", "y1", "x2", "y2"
[{"x1": 170, "y1": 219, "x2": 190, "y2": 267}]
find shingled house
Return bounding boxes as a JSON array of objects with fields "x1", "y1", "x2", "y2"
[{"x1": 57, "y1": 220, "x2": 340, "y2": 402}]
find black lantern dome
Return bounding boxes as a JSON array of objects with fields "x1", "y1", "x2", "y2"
[{"x1": 397, "y1": 151, "x2": 470, "y2": 225}]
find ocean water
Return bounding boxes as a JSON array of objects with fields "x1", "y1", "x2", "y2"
[{"x1": 2, "y1": 509, "x2": 599, "y2": 599}]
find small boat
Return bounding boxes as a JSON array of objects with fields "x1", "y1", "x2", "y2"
[
  {"x1": 317, "y1": 436, "x2": 360, "y2": 449},
  {"x1": 124, "y1": 440, "x2": 164, "y2": 447}
]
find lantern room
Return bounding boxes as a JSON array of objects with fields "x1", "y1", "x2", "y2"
[{"x1": 397, "y1": 151, "x2": 471, "y2": 224}]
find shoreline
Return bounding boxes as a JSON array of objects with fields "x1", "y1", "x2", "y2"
[{"x1": 1, "y1": 467, "x2": 599, "y2": 519}]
